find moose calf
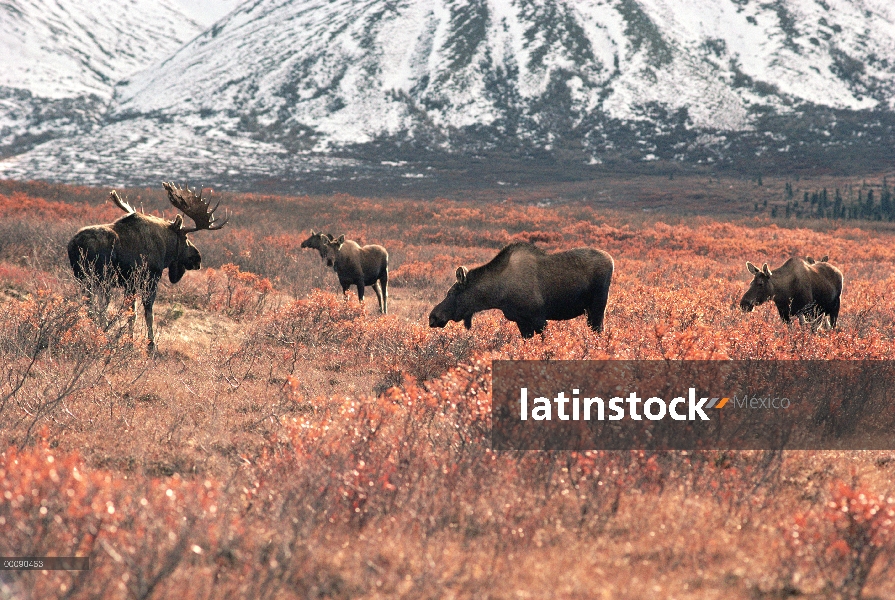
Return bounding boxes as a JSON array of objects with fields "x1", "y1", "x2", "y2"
[{"x1": 320, "y1": 235, "x2": 389, "y2": 313}]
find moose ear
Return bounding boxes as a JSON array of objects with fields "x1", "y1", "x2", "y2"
[
  {"x1": 337, "y1": 235, "x2": 345, "y2": 244},
  {"x1": 325, "y1": 233, "x2": 335, "y2": 241},
  {"x1": 310, "y1": 229, "x2": 317, "y2": 235},
  {"x1": 170, "y1": 214, "x2": 184, "y2": 230},
  {"x1": 821, "y1": 255, "x2": 829, "y2": 262},
  {"x1": 746, "y1": 262, "x2": 759, "y2": 275},
  {"x1": 762, "y1": 263, "x2": 772, "y2": 277},
  {"x1": 168, "y1": 262, "x2": 186, "y2": 284},
  {"x1": 456, "y1": 266, "x2": 469, "y2": 286}
]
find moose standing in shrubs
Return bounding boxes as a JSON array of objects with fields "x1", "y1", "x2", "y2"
[
  {"x1": 429, "y1": 241, "x2": 614, "y2": 338},
  {"x1": 320, "y1": 235, "x2": 389, "y2": 314},
  {"x1": 739, "y1": 257, "x2": 843, "y2": 329},
  {"x1": 68, "y1": 182, "x2": 228, "y2": 347}
]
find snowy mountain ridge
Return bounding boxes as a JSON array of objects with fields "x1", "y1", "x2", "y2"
[
  {"x1": 112, "y1": 0, "x2": 895, "y2": 146},
  {"x1": 2, "y1": 0, "x2": 895, "y2": 190},
  {"x1": 1, "y1": 0, "x2": 203, "y2": 99},
  {"x1": 0, "y1": 0, "x2": 202, "y2": 158}
]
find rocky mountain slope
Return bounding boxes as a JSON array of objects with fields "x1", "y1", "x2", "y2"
[
  {"x1": 2, "y1": 0, "x2": 895, "y2": 190},
  {"x1": 0, "y1": 0, "x2": 202, "y2": 156}
]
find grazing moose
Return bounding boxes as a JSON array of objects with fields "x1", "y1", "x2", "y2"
[
  {"x1": 68, "y1": 182, "x2": 228, "y2": 346},
  {"x1": 300, "y1": 230, "x2": 335, "y2": 263},
  {"x1": 320, "y1": 235, "x2": 389, "y2": 313},
  {"x1": 429, "y1": 242, "x2": 614, "y2": 338},
  {"x1": 739, "y1": 258, "x2": 843, "y2": 329}
]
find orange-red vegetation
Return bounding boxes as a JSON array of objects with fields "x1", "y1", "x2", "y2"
[{"x1": 1, "y1": 177, "x2": 894, "y2": 598}]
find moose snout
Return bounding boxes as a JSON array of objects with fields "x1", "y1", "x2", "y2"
[
  {"x1": 739, "y1": 298, "x2": 754, "y2": 312},
  {"x1": 429, "y1": 312, "x2": 447, "y2": 328}
]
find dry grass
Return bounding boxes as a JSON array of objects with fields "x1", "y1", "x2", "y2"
[{"x1": 1, "y1": 177, "x2": 895, "y2": 599}]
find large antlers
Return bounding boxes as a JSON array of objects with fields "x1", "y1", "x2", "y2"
[{"x1": 162, "y1": 181, "x2": 229, "y2": 233}]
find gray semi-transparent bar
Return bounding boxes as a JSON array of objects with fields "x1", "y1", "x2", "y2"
[
  {"x1": 491, "y1": 360, "x2": 895, "y2": 450},
  {"x1": 0, "y1": 557, "x2": 89, "y2": 570}
]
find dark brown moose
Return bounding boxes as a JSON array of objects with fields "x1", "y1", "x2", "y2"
[
  {"x1": 300, "y1": 230, "x2": 335, "y2": 263},
  {"x1": 428, "y1": 242, "x2": 614, "y2": 338},
  {"x1": 320, "y1": 235, "x2": 389, "y2": 313},
  {"x1": 739, "y1": 258, "x2": 843, "y2": 328},
  {"x1": 68, "y1": 182, "x2": 228, "y2": 346}
]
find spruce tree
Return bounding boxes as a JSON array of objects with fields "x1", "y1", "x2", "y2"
[{"x1": 882, "y1": 178, "x2": 892, "y2": 221}]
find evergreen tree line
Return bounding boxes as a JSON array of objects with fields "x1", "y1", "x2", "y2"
[{"x1": 777, "y1": 180, "x2": 894, "y2": 221}]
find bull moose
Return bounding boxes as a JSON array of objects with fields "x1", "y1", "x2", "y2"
[
  {"x1": 68, "y1": 182, "x2": 228, "y2": 346},
  {"x1": 428, "y1": 242, "x2": 614, "y2": 338},
  {"x1": 320, "y1": 235, "x2": 389, "y2": 313},
  {"x1": 740, "y1": 258, "x2": 843, "y2": 328},
  {"x1": 300, "y1": 230, "x2": 335, "y2": 263}
]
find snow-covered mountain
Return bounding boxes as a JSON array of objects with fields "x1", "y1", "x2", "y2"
[
  {"x1": 3, "y1": 0, "x2": 895, "y2": 189},
  {"x1": 0, "y1": 0, "x2": 203, "y2": 155},
  {"x1": 115, "y1": 0, "x2": 895, "y2": 143}
]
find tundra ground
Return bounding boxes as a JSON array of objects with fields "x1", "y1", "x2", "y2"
[{"x1": 1, "y1": 176, "x2": 895, "y2": 599}]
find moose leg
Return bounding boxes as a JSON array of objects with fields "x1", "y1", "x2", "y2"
[
  {"x1": 355, "y1": 280, "x2": 365, "y2": 304},
  {"x1": 122, "y1": 279, "x2": 140, "y2": 337},
  {"x1": 143, "y1": 300, "x2": 155, "y2": 346},
  {"x1": 587, "y1": 284, "x2": 611, "y2": 333},
  {"x1": 515, "y1": 319, "x2": 538, "y2": 339},
  {"x1": 379, "y1": 270, "x2": 388, "y2": 314},
  {"x1": 142, "y1": 277, "x2": 159, "y2": 347},
  {"x1": 828, "y1": 297, "x2": 840, "y2": 328},
  {"x1": 517, "y1": 325, "x2": 536, "y2": 339},
  {"x1": 775, "y1": 301, "x2": 792, "y2": 324},
  {"x1": 129, "y1": 294, "x2": 140, "y2": 337},
  {"x1": 339, "y1": 279, "x2": 352, "y2": 301},
  {"x1": 372, "y1": 281, "x2": 384, "y2": 314}
]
